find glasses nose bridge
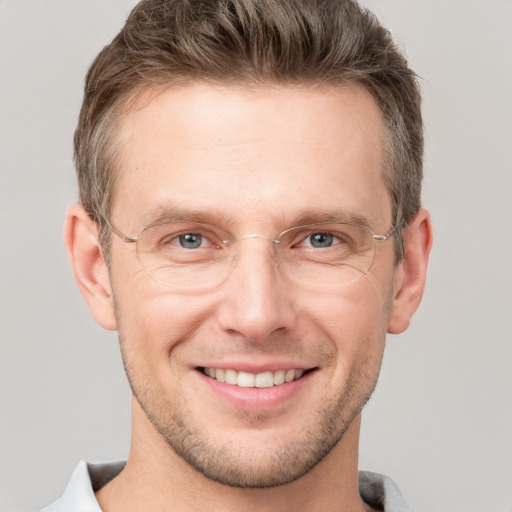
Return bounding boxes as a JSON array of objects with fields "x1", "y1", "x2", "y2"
[
  {"x1": 231, "y1": 233, "x2": 281, "y2": 244},
  {"x1": 224, "y1": 233, "x2": 283, "y2": 268}
]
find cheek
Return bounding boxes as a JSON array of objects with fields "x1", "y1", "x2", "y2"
[
  {"x1": 304, "y1": 280, "x2": 391, "y2": 359},
  {"x1": 112, "y1": 276, "x2": 215, "y2": 367}
]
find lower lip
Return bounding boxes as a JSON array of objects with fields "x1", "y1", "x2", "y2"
[{"x1": 197, "y1": 370, "x2": 314, "y2": 411}]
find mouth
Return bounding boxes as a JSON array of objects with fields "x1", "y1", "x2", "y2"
[{"x1": 198, "y1": 367, "x2": 315, "y2": 388}]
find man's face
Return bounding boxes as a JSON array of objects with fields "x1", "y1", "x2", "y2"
[{"x1": 108, "y1": 83, "x2": 398, "y2": 487}]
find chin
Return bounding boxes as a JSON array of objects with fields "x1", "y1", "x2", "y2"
[{"x1": 139, "y1": 382, "x2": 371, "y2": 489}]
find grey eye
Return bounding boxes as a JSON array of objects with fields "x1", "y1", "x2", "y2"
[
  {"x1": 178, "y1": 233, "x2": 203, "y2": 249},
  {"x1": 309, "y1": 233, "x2": 334, "y2": 248}
]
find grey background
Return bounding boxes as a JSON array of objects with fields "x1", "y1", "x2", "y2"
[{"x1": 1, "y1": 1, "x2": 511, "y2": 511}]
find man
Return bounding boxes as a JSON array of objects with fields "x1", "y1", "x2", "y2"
[{"x1": 42, "y1": 0, "x2": 432, "y2": 510}]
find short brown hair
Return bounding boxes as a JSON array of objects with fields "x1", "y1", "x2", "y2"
[{"x1": 75, "y1": 0, "x2": 423, "y2": 257}]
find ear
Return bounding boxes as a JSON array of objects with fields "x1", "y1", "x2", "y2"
[
  {"x1": 63, "y1": 203, "x2": 118, "y2": 331},
  {"x1": 387, "y1": 208, "x2": 433, "y2": 334}
]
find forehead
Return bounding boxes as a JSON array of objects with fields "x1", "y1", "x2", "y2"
[{"x1": 112, "y1": 83, "x2": 389, "y2": 230}]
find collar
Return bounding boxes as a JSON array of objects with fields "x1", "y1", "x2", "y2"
[{"x1": 40, "y1": 460, "x2": 414, "y2": 511}]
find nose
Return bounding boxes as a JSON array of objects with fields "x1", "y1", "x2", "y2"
[{"x1": 216, "y1": 237, "x2": 297, "y2": 342}]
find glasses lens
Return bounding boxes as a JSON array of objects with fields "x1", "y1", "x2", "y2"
[
  {"x1": 136, "y1": 222, "x2": 232, "y2": 289},
  {"x1": 278, "y1": 223, "x2": 376, "y2": 287},
  {"x1": 134, "y1": 222, "x2": 376, "y2": 290}
]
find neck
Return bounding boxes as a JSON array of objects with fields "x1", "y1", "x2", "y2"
[{"x1": 96, "y1": 398, "x2": 370, "y2": 512}]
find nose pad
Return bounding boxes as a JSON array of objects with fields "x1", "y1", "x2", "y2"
[{"x1": 227, "y1": 234, "x2": 283, "y2": 269}]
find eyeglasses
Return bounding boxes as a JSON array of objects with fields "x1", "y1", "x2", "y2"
[{"x1": 105, "y1": 219, "x2": 398, "y2": 291}]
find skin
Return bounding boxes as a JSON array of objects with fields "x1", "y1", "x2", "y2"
[{"x1": 65, "y1": 83, "x2": 432, "y2": 512}]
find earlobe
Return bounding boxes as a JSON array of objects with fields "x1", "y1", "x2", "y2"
[
  {"x1": 387, "y1": 208, "x2": 433, "y2": 334},
  {"x1": 63, "y1": 203, "x2": 118, "y2": 331}
]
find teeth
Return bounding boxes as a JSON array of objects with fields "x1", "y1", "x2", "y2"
[
  {"x1": 238, "y1": 371, "x2": 255, "y2": 387},
  {"x1": 285, "y1": 369, "x2": 295, "y2": 383},
  {"x1": 202, "y1": 367, "x2": 307, "y2": 388},
  {"x1": 225, "y1": 369, "x2": 237, "y2": 385},
  {"x1": 255, "y1": 371, "x2": 274, "y2": 388},
  {"x1": 273, "y1": 370, "x2": 285, "y2": 385}
]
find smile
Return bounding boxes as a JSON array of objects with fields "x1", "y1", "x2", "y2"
[{"x1": 201, "y1": 367, "x2": 307, "y2": 388}]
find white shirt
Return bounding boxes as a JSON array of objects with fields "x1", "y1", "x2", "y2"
[{"x1": 39, "y1": 460, "x2": 414, "y2": 511}]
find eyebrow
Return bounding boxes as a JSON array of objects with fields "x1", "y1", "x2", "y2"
[
  {"x1": 137, "y1": 203, "x2": 374, "y2": 232},
  {"x1": 138, "y1": 203, "x2": 232, "y2": 230},
  {"x1": 286, "y1": 208, "x2": 374, "y2": 229}
]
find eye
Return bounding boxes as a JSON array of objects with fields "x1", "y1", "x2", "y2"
[
  {"x1": 176, "y1": 233, "x2": 205, "y2": 249},
  {"x1": 308, "y1": 232, "x2": 334, "y2": 248},
  {"x1": 141, "y1": 222, "x2": 226, "y2": 256},
  {"x1": 298, "y1": 231, "x2": 347, "y2": 249}
]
